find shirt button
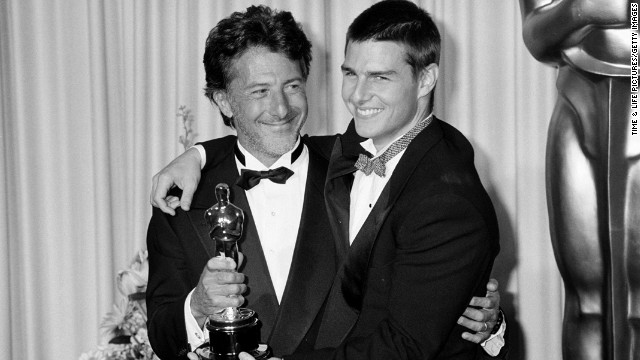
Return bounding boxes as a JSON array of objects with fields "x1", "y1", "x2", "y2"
[{"x1": 271, "y1": 211, "x2": 276, "y2": 216}]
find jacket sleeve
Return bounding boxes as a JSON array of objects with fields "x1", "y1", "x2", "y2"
[{"x1": 146, "y1": 207, "x2": 195, "y2": 360}]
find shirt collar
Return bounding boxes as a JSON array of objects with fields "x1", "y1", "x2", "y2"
[
  {"x1": 235, "y1": 137, "x2": 304, "y2": 170},
  {"x1": 359, "y1": 112, "x2": 433, "y2": 158}
]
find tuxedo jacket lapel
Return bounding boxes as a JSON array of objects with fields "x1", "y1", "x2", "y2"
[
  {"x1": 316, "y1": 126, "x2": 363, "y2": 348},
  {"x1": 268, "y1": 150, "x2": 336, "y2": 355},
  {"x1": 324, "y1": 129, "x2": 363, "y2": 265},
  {"x1": 324, "y1": 138, "x2": 355, "y2": 264},
  {"x1": 188, "y1": 149, "x2": 242, "y2": 257}
]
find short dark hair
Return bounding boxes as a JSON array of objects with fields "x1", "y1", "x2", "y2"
[
  {"x1": 203, "y1": 5, "x2": 313, "y2": 126},
  {"x1": 346, "y1": 0, "x2": 440, "y2": 77}
]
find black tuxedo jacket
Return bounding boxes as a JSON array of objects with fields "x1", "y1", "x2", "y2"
[
  {"x1": 146, "y1": 136, "x2": 336, "y2": 359},
  {"x1": 288, "y1": 119, "x2": 500, "y2": 360}
]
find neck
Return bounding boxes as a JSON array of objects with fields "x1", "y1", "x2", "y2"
[
  {"x1": 254, "y1": 154, "x2": 279, "y2": 168},
  {"x1": 371, "y1": 105, "x2": 433, "y2": 152},
  {"x1": 236, "y1": 140, "x2": 294, "y2": 168}
]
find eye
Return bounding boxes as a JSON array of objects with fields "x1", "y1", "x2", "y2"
[
  {"x1": 251, "y1": 88, "x2": 269, "y2": 97},
  {"x1": 286, "y1": 82, "x2": 303, "y2": 92},
  {"x1": 342, "y1": 69, "x2": 355, "y2": 77},
  {"x1": 373, "y1": 75, "x2": 389, "y2": 81}
]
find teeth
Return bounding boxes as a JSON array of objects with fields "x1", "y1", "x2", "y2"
[{"x1": 357, "y1": 108, "x2": 382, "y2": 116}]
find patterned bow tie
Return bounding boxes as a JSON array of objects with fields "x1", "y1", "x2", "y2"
[
  {"x1": 354, "y1": 154, "x2": 386, "y2": 177},
  {"x1": 354, "y1": 114, "x2": 434, "y2": 177},
  {"x1": 235, "y1": 167, "x2": 294, "y2": 190}
]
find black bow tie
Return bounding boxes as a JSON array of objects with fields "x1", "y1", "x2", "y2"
[{"x1": 235, "y1": 167, "x2": 294, "y2": 190}]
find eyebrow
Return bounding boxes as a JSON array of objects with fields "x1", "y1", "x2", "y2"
[
  {"x1": 284, "y1": 77, "x2": 304, "y2": 84},
  {"x1": 340, "y1": 65, "x2": 397, "y2": 77},
  {"x1": 244, "y1": 76, "x2": 304, "y2": 89}
]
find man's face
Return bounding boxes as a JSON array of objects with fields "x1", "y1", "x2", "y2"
[
  {"x1": 217, "y1": 47, "x2": 308, "y2": 165},
  {"x1": 341, "y1": 40, "x2": 431, "y2": 150}
]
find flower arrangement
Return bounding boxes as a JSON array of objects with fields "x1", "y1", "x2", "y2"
[
  {"x1": 177, "y1": 105, "x2": 198, "y2": 150},
  {"x1": 79, "y1": 250, "x2": 158, "y2": 360}
]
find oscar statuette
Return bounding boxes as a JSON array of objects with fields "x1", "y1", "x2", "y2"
[{"x1": 202, "y1": 183, "x2": 271, "y2": 360}]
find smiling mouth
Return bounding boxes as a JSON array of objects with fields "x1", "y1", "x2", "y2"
[
  {"x1": 356, "y1": 108, "x2": 383, "y2": 117},
  {"x1": 263, "y1": 112, "x2": 299, "y2": 126}
]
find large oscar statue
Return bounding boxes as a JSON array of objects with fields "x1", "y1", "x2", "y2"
[
  {"x1": 519, "y1": 1, "x2": 638, "y2": 359},
  {"x1": 203, "y1": 183, "x2": 271, "y2": 360}
]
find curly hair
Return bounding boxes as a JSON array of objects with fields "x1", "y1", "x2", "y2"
[{"x1": 203, "y1": 5, "x2": 312, "y2": 127}]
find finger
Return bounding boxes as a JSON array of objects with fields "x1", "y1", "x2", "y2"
[
  {"x1": 156, "y1": 198, "x2": 176, "y2": 216},
  {"x1": 207, "y1": 257, "x2": 239, "y2": 272},
  {"x1": 165, "y1": 195, "x2": 179, "y2": 202},
  {"x1": 208, "y1": 271, "x2": 245, "y2": 285},
  {"x1": 461, "y1": 331, "x2": 490, "y2": 344},
  {"x1": 166, "y1": 196, "x2": 181, "y2": 210},
  {"x1": 468, "y1": 295, "x2": 497, "y2": 309},
  {"x1": 153, "y1": 176, "x2": 177, "y2": 216},
  {"x1": 206, "y1": 283, "x2": 247, "y2": 297},
  {"x1": 457, "y1": 315, "x2": 493, "y2": 333},
  {"x1": 461, "y1": 307, "x2": 488, "y2": 322},
  {"x1": 187, "y1": 352, "x2": 199, "y2": 360},
  {"x1": 486, "y1": 278, "x2": 499, "y2": 293},
  {"x1": 206, "y1": 294, "x2": 245, "y2": 309},
  {"x1": 180, "y1": 181, "x2": 197, "y2": 211},
  {"x1": 238, "y1": 352, "x2": 255, "y2": 360}
]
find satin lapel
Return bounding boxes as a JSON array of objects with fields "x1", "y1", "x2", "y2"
[
  {"x1": 324, "y1": 136, "x2": 357, "y2": 265},
  {"x1": 268, "y1": 150, "x2": 336, "y2": 355},
  {"x1": 315, "y1": 122, "x2": 364, "y2": 349},
  {"x1": 187, "y1": 151, "x2": 242, "y2": 258},
  {"x1": 190, "y1": 150, "x2": 280, "y2": 343}
]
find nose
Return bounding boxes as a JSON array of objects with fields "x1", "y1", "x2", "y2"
[
  {"x1": 269, "y1": 90, "x2": 290, "y2": 119},
  {"x1": 349, "y1": 77, "x2": 371, "y2": 105}
]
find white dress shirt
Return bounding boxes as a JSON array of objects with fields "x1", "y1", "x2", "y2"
[
  {"x1": 184, "y1": 139, "x2": 308, "y2": 349},
  {"x1": 349, "y1": 137, "x2": 406, "y2": 243}
]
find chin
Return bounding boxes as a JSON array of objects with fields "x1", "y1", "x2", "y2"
[
  {"x1": 353, "y1": 121, "x2": 376, "y2": 139},
  {"x1": 263, "y1": 139, "x2": 297, "y2": 156}
]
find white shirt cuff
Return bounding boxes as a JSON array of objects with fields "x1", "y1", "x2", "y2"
[
  {"x1": 480, "y1": 316, "x2": 506, "y2": 356},
  {"x1": 184, "y1": 288, "x2": 209, "y2": 349},
  {"x1": 193, "y1": 144, "x2": 206, "y2": 170}
]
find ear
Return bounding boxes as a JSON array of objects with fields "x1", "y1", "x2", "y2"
[
  {"x1": 213, "y1": 90, "x2": 234, "y2": 118},
  {"x1": 417, "y1": 63, "x2": 439, "y2": 99}
]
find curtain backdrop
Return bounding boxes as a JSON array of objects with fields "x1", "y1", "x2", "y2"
[{"x1": 0, "y1": 1, "x2": 562, "y2": 359}]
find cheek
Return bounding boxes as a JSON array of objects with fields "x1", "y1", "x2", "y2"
[
  {"x1": 288, "y1": 93, "x2": 307, "y2": 111},
  {"x1": 341, "y1": 81, "x2": 354, "y2": 103},
  {"x1": 240, "y1": 100, "x2": 267, "y2": 122}
]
